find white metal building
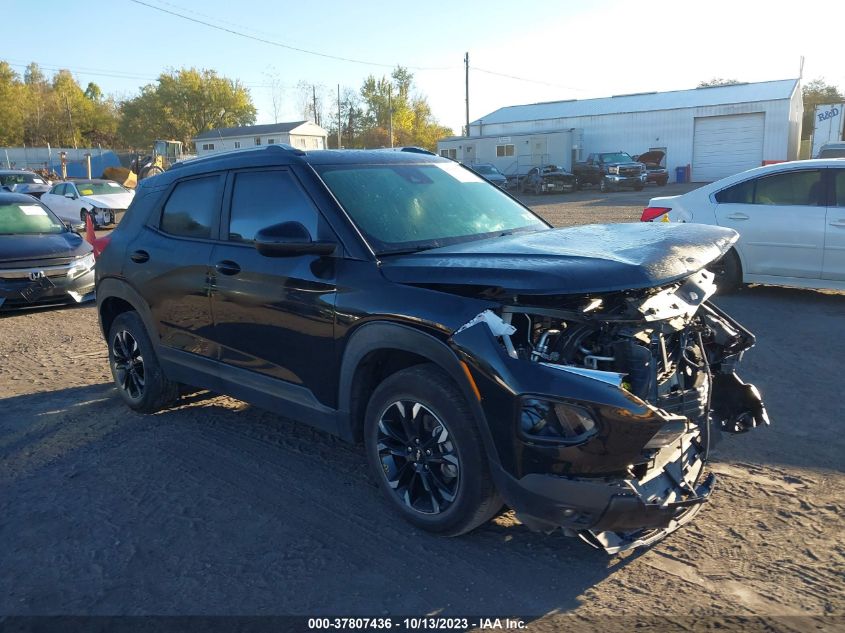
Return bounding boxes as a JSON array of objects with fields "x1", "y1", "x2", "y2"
[
  {"x1": 438, "y1": 79, "x2": 803, "y2": 182},
  {"x1": 193, "y1": 121, "x2": 328, "y2": 156}
]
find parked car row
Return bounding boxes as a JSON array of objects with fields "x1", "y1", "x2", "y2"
[{"x1": 463, "y1": 150, "x2": 668, "y2": 195}]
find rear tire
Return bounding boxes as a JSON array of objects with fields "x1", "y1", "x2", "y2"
[
  {"x1": 108, "y1": 311, "x2": 179, "y2": 413},
  {"x1": 364, "y1": 364, "x2": 502, "y2": 536},
  {"x1": 710, "y1": 248, "x2": 743, "y2": 294}
]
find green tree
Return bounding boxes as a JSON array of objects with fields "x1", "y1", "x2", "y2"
[
  {"x1": 0, "y1": 62, "x2": 25, "y2": 145},
  {"x1": 119, "y1": 68, "x2": 256, "y2": 149},
  {"x1": 353, "y1": 66, "x2": 453, "y2": 150},
  {"x1": 802, "y1": 78, "x2": 844, "y2": 139}
]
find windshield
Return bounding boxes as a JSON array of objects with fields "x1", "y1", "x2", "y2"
[
  {"x1": 542, "y1": 165, "x2": 565, "y2": 173},
  {"x1": 0, "y1": 201, "x2": 65, "y2": 234},
  {"x1": 0, "y1": 173, "x2": 44, "y2": 185},
  {"x1": 74, "y1": 181, "x2": 128, "y2": 196},
  {"x1": 474, "y1": 165, "x2": 499, "y2": 175},
  {"x1": 600, "y1": 152, "x2": 635, "y2": 163},
  {"x1": 317, "y1": 161, "x2": 548, "y2": 254}
]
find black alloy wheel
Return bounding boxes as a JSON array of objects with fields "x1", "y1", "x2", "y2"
[
  {"x1": 112, "y1": 329, "x2": 145, "y2": 400},
  {"x1": 108, "y1": 311, "x2": 179, "y2": 412},
  {"x1": 364, "y1": 364, "x2": 502, "y2": 536},
  {"x1": 376, "y1": 399, "x2": 460, "y2": 515}
]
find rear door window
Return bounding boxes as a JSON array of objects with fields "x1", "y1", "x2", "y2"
[
  {"x1": 159, "y1": 175, "x2": 222, "y2": 239},
  {"x1": 227, "y1": 170, "x2": 319, "y2": 242},
  {"x1": 753, "y1": 170, "x2": 823, "y2": 206}
]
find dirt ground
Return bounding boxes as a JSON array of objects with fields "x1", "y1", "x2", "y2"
[{"x1": 1, "y1": 186, "x2": 843, "y2": 628}]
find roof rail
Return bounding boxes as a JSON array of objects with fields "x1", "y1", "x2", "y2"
[{"x1": 170, "y1": 143, "x2": 305, "y2": 170}]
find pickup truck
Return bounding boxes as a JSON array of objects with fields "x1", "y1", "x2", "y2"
[{"x1": 572, "y1": 152, "x2": 647, "y2": 192}]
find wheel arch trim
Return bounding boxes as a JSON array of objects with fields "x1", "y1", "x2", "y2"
[{"x1": 337, "y1": 321, "x2": 499, "y2": 463}]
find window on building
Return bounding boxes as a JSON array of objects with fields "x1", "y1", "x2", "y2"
[
  {"x1": 268, "y1": 138, "x2": 276, "y2": 145},
  {"x1": 254, "y1": 137, "x2": 262, "y2": 146},
  {"x1": 496, "y1": 144, "x2": 514, "y2": 158},
  {"x1": 439, "y1": 149, "x2": 457, "y2": 160},
  {"x1": 234, "y1": 141, "x2": 241, "y2": 149},
  {"x1": 201, "y1": 143, "x2": 215, "y2": 151},
  {"x1": 160, "y1": 176, "x2": 221, "y2": 239},
  {"x1": 228, "y1": 170, "x2": 319, "y2": 242},
  {"x1": 299, "y1": 138, "x2": 307, "y2": 148}
]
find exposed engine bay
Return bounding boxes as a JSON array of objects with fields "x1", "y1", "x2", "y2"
[
  {"x1": 497, "y1": 268, "x2": 768, "y2": 437},
  {"x1": 452, "y1": 268, "x2": 770, "y2": 553}
]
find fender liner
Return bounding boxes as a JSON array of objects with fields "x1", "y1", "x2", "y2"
[{"x1": 337, "y1": 321, "x2": 500, "y2": 464}]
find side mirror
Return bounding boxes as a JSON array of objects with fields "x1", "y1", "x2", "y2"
[
  {"x1": 64, "y1": 193, "x2": 77, "y2": 200},
  {"x1": 63, "y1": 221, "x2": 78, "y2": 233},
  {"x1": 254, "y1": 222, "x2": 336, "y2": 258}
]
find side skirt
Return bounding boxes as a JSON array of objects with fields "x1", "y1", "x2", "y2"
[{"x1": 158, "y1": 347, "x2": 349, "y2": 440}]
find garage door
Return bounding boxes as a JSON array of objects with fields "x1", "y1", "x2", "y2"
[{"x1": 692, "y1": 113, "x2": 765, "y2": 182}]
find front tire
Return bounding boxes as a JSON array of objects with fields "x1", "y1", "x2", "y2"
[
  {"x1": 108, "y1": 311, "x2": 179, "y2": 412},
  {"x1": 364, "y1": 364, "x2": 502, "y2": 536},
  {"x1": 709, "y1": 248, "x2": 743, "y2": 294}
]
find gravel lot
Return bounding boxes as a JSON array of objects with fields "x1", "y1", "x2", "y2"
[{"x1": 1, "y1": 185, "x2": 843, "y2": 628}]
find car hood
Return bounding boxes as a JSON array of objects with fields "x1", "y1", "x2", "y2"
[
  {"x1": 379, "y1": 223, "x2": 737, "y2": 295},
  {"x1": 636, "y1": 150, "x2": 665, "y2": 166},
  {"x1": 0, "y1": 231, "x2": 91, "y2": 265},
  {"x1": 81, "y1": 192, "x2": 134, "y2": 209}
]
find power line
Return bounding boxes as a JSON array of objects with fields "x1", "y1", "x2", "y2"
[
  {"x1": 5, "y1": 60, "x2": 158, "y2": 82},
  {"x1": 472, "y1": 66, "x2": 588, "y2": 91},
  {"x1": 129, "y1": 0, "x2": 457, "y2": 72}
]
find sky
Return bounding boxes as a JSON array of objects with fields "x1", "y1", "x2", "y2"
[{"x1": 4, "y1": 0, "x2": 844, "y2": 134}]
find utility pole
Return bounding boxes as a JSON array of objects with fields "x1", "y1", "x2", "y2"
[
  {"x1": 312, "y1": 85, "x2": 319, "y2": 125},
  {"x1": 464, "y1": 52, "x2": 470, "y2": 137},
  {"x1": 337, "y1": 84, "x2": 342, "y2": 149},
  {"x1": 388, "y1": 84, "x2": 394, "y2": 148},
  {"x1": 64, "y1": 93, "x2": 76, "y2": 149}
]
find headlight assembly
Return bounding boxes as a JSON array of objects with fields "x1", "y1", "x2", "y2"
[{"x1": 520, "y1": 398, "x2": 598, "y2": 443}]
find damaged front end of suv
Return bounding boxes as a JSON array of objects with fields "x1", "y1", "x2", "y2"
[{"x1": 413, "y1": 226, "x2": 770, "y2": 553}]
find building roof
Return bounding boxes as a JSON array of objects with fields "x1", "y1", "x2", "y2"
[
  {"x1": 473, "y1": 79, "x2": 799, "y2": 126},
  {"x1": 194, "y1": 121, "x2": 316, "y2": 141}
]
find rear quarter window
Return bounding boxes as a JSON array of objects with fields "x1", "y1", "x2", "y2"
[{"x1": 714, "y1": 179, "x2": 755, "y2": 204}]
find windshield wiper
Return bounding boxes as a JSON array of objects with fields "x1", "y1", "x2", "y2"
[{"x1": 378, "y1": 245, "x2": 436, "y2": 257}]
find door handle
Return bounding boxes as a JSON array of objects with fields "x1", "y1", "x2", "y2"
[
  {"x1": 726, "y1": 213, "x2": 749, "y2": 220},
  {"x1": 130, "y1": 250, "x2": 149, "y2": 263},
  {"x1": 215, "y1": 260, "x2": 241, "y2": 276},
  {"x1": 829, "y1": 220, "x2": 845, "y2": 227}
]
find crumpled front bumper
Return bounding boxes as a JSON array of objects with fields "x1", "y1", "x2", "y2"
[{"x1": 491, "y1": 425, "x2": 714, "y2": 554}]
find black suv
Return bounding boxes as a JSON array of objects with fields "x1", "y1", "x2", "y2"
[{"x1": 96, "y1": 145, "x2": 767, "y2": 553}]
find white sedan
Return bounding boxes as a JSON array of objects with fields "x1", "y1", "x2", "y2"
[
  {"x1": 41, "y1": 179, "x2": 135, "y2": 229},
  {"x1": 641, "y1": 159, "x2": 845, "y2": 292}
]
